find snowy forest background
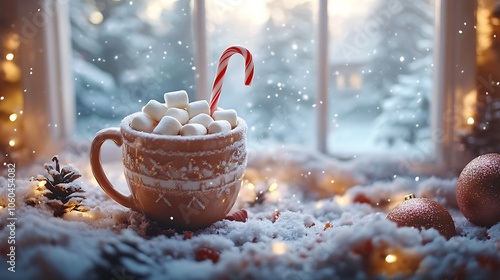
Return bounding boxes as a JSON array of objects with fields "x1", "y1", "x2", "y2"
[{"x1": 71, "y1": 0, "x2": 434, "y2": 156}]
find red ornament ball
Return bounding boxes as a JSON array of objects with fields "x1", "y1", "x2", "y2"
[
  {"x1": 456, "y1": 153, "x2": 500, "y2": 227},
  {"x1": 387, "y1": 195, "x2": 456, "y2": 239}
]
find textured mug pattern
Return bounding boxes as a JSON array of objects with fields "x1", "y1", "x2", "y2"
[{"x1": 91, "y1": 112, "x2": 247, "y2": 230}]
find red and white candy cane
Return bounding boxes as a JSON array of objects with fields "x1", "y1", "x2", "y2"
[{"x1": 209, "y1": 46, "x2": 254, "y2": 114}]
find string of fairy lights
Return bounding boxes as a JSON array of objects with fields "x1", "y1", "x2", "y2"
[{"x1": 0, "y1": 31, "x2": 23, "y2": 157}]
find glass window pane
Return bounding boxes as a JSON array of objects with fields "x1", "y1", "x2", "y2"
[
  {"x1": 328, "y1": 0, "x2": 435, "y2": 156},
  {"x1": 70, "y1": 0, "x2": 196, "y2": 139},
  {"x1": 206, "y1": 0, "x2": 316, "y2": 148}
]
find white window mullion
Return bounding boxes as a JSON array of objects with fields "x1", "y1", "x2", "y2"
[
  {"x1": 20, "y1": 0, "x2": 73, "y2": 158},
  {"x1": 317, "y1": 0, "x2": 329, "y2": 153}
]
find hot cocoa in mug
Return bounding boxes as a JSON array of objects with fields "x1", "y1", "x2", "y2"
[{"x1": 90, "y1": 112, "x2": 247, "y2": 230}]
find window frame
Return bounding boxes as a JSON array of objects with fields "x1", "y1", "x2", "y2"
[
  {"x1": 18, "y1": 0, "x2": 476, "y2": 174},
  {"x1": 13, "y1": 0, "x2": 74, "y2": 160},
  {"x1": 430, "y1": 0, "x2": 476, "y2": 174},
  {"x1": 193, "y1": 0, "x2": 477, "y2": 175}
]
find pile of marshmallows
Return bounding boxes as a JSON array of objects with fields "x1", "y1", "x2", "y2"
[{"x1": 130, "y1": 90, "x2": 238, "y2": 136}]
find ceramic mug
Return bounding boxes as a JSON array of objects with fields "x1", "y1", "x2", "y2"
[{"x1": 90, "y1": 112, "x2": 247, "y2": 229}]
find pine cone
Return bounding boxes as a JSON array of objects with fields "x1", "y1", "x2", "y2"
[
  {"x1": 32, "y1": 155, "x2": 88, "y2": 217},
  {"x1": 97, "y1": 238, "x2": 158, "y2": 279}
]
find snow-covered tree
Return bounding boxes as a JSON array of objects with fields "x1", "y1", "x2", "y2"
[
  {"x1": 251, "y1": 1, "x2": 314, "y2": 143},
  {"x1": 369, "y1": 0, "x2": 434, "y2": 146},
  {"x1": 70, "y1": 0, "x2": 195, "y2": 133}
]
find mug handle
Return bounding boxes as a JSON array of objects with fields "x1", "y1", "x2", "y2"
[{"x1": 90, "y1": 127, "x2": 138, "y2": 211}]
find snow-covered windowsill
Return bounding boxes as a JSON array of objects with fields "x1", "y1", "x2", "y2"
[
  {"x1": 2, "y1": 0, "x2": 500, "y2": 279},
  {"x1": 1, "y1": 144, "x2": 500, "y2": 279}
]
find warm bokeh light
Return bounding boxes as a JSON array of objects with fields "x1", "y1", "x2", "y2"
[
  {"x1": 89, "y1": 11, "x2": 104, "y2": 25},
  {"x1": 315, "y1": 200, "x2": 324, "y2": 209},
  {"x1": 146, "y1": 1, "x2": 163, "y2": 21},
  {"x1": 6, "y1": 53, "x2": 14, "y2": 61},
  {"x1": 142, "y1": 0, "x2": 176, "y2": 23},
  {"x1": 385, "y1": 254, "x2": 397, "y2": 263},
  {"x1": 9, "y1": 113, "x2": 17, "y2": 122},
  {"x1": 334, "y1": 195, "x2": 349, "y2": 206},
  {"x1": 8, "y1": 140, "x2": 15, "y2": 147},
  {"x1": 467, "y1": 117, "x2": 475, "y2": 125},
  {"x1": 68, "y1": 211, "x2": 93, "y2": 219},
  {"x1": 2, "y1": 61, "x2": 21, "y2": 82},
  {"x1": 78, "y1": 212, "x2": 94, "y2": 219},
  {"x1": 246, "y1": 182, "x2": 255, "y2": 191},
  {"x1": 268, "y1": 182, "x2": 278, "y2": 192},
  {"x1": 6, "y1": 33, "x2": 20, "y2": 50},
  {"x1": 271, "y1": 241, "x2": 287, "y2": 255}
]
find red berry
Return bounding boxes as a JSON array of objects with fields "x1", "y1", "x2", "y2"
[
  {"x1": 272, "y1": 211, "x2": 281, "y2": 222},
  {"x1": 195, "y1": 247, "x2": 220, "y2": 264},
  {"x1": 352, "y1": 240, "x2": 373, "y2": 255},
  {"x1": 183, "y1": 231, "x2": 193, "y2": 240},
  {"x1": 225, "y1": 209, "x2": 248, "y2": 222},
  {"x1": 353, "y1": 193, "x2": 372, "y2": 204}
]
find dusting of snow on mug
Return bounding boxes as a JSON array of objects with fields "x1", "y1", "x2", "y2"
[{"x1": 89, "y1": 46, "x2": 254, "y2": 230}]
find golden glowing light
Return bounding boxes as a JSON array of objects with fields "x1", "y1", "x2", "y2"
[
  {"x1": 315, "y1": 201, "x2": 324, "y2": 209},
  {"x1": 38, "y1": 180, "x2": 47, "y2": 188},
  {"x1": 8, "y1": 140, "x2": 15, "y2": 147},
  {"x1": 6, "y1": 53, "x2": 14, "y2": 61},
  {"x1": 246, "y1": 182, "x2": 255, "y2": 191},
  {"x1": 142, "y1": 0, "x2": 176, "y2": 23},
  {"x1": 385, "y1": 254, "x2": 397, "y2": 263},
  {"x1": 68, "y1": 210, "x2": 93, "y2": 219},
  {"x1": 334, "y1": 195, "x2": 349, "y2": 206},
  {"x1": 6, "y1": 33, "x2": 20, "y2": 50},
  {"x1": 467, "y1": 117, "x2": 475, "y2": 125},
  {"x1": 268, "y1": 182, "x2": 278, "y2": 192},
  {"x1": 2, "y1": 61, "x2": 21, "y2": 82},
  {"x1": 146, "y1": 2, "x2": 162, "y2": 21},
  {"x1": 80, "y1": 212, "x2": 93, "y2": 218},
  {"x1": 9, "y1": 113, "x2": 17, "y2": 122},
  {"x1": 271, "y1": 242, "x2": 287, "y2": 255},
  {"x1": 89, "y1": 11, "x2": 104, "y2": 25}
]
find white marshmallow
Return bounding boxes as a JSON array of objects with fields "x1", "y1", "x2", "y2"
[
  {"x1": 187, "y1": 100, "x2": 210, "y2": 119},
  {"x1": 188, "y1": 113, "x2": 213, "y2": 128},
  {"x1": 164, "y1": 90, "x2": 189, "y2": 109},
  {"x1": 142, "y1": 99, "x2": 168, "y2": 122},
  {"x1": 180, "y1": 123, "x2": 207, "y2": 136},
  {"x1": 213, "y1": 109, "x2": 238, "y2": 128},
  {"x1": 130, "y1": 113, "x2": 155, "y2": 133},
  {"x1": 165, "y1": 108, "x2": 189, "y2": 125},
  {"x1": 153, "y1": 116, "x2": 182, "y2": 135},
  {"x1": 208, "y1": 120, "x2": 232, "y2": 134}
]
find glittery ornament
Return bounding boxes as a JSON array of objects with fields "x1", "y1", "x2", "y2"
[
  {"x1": 456, "y1": 153, "x2": 500, "y2": 227},
  {"x1": 387, "y1": 194, "x2": 456, "y2": 239}
]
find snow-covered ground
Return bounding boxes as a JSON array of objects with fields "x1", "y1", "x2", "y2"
[{"x1": 0, "y1": 145, "x2": 499, "y2": 279}]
